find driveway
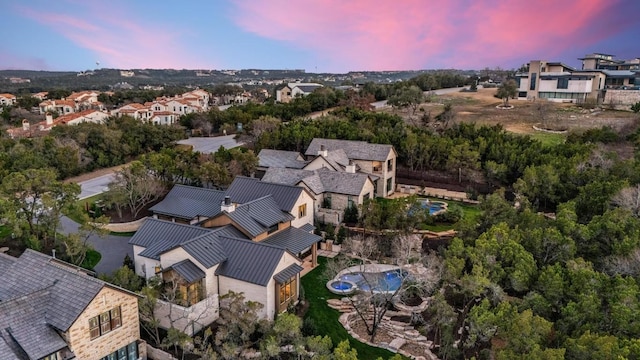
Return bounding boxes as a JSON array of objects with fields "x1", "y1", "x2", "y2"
[
  {"x1": 59, "y1": 216, "x2": 133, "y2": 275},
  {"x1": 78, "y1": 173, "x2": 115, "y2": 200}
]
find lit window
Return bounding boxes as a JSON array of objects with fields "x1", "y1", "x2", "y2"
[{"x1": 298, "y1": 204, "x2": 307, "y2": 218}]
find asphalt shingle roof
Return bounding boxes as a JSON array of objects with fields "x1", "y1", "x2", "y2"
[
  {"x1": 225, "y1": 177, "x2": 308, "y2": 212},
  {"x1": 262, "y1": 167, "x2": 371, "y2": 196},
  {"x1": 258, "y1": 149, "x2": 308, "y2": 169},
  {"x1": 215, "y1": 237, "x2": 288, "y2": 286},
  {"x1": 224, "y1": 195, "x2": 295, "y2": 237},
  {"x1": 0, "y1": 250, "x2": 139, "y2": 359},
  {"x1": 262, "y1": 226, "x2": 322, "y2": 254},
  {"x1": 167, "y1": 259, "x2": 206, "y2": 283},
  {"x1": 305, "y1": 138, "x2": 394, "y2": 162},
  {"x1": 149, "y1": 184, "x2": 225, "y2": 220},
  {"x1": 261, "y1": 168, "x2": 314, "y2": 186}
]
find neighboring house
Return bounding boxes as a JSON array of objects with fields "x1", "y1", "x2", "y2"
[
  {"x1": 516, "y1": 53, "x2": 640, "y2": 104},
  {"x1": 262, "y1": 167, "x2": 375, "y2": 224},
  {"x1": 256, "y1": 149, "x2": 309, "y2": 176},
  {"x1": 148, "y1": 111, "x2": 176, "y2": 125},
  {"x1": 276, "y1": 83, "x2": 323, "y2": 103},
  {"x1": 112, "y1": 103, "x2": 152, "y2": 121},
  {"x1": 6, "y1": 110, "x2": 110, "y2": 139},
  {"x1": 0, "y1": 250, "x2": 144, "y2": 360},
  {"x1": 304, "y1": 138, "x2": 397, "y2": 198},
  {"x1": 32, "y1": 92, "x2": 48, "y2": 101},
  {"x1": 39, "y1": 99, "x2": 76, "y2": 115},
  {"x1": 0, "y1": 93, "x2": 16, "y2": 106}
]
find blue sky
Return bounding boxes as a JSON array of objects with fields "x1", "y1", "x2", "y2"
[{"x1": 1, "y1": 0, "x2": 639, "y2": 73}]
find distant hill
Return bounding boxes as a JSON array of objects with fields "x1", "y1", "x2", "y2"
[{"x1": 0, "y1": 68, "x2": 476, "y2": 93}]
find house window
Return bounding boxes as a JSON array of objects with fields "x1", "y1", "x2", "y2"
[
  {"x1": 279, "y1": 277, "x2": 297, "y2": 311},
  {"x1": 530, "y1": 73, "x2": 537, "y2": 90},
  {"x1": 100, "y1": 341, "x2": 138, "y2": 360},
  {"x1": 387, "y1": 159, "x2": 393, "y2": 172},
  {"x1": 268, "y1": 224, "x2": 279, "y2": 234},
  {"x1": 386, "y1": 178, "x2": 393, "y2": 194},
  {"x1": 178, "y1": 282, "x2": 202, "y2": 306},
  {"x1": 89, "y1": 306, "x2": 122, "y2": 340},
  {"x1": 298, "y1": 204, "x2": 307, "y2": 218},
  {"x1": 322, "y1": 194, "x2": 332, "y2": 209},
  {"x1": 347, "y1": 196, "x2": 354, "y2": 209},
  {"x1": 557, "y1": 78, "x2": 569, "y2": 89},
  {"x1": 42, "y1": 352, "x2": 59, "y2": 360},
  {"x1": 363, "y1": 193, "x2": 370, "y2": 202}
]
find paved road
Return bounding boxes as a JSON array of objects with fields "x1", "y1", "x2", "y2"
[
  {"x1": 78, "y1": 173, "x2": 115, "y2": 200},
  {"x1": 369, "y1": 86, "x2": 469, "y2": 109},
  {"x1": 176, "y1": 135, "x2": 241, "y2": 154},
  {"x1": 58, "y1": 216, "x2": 133, "y2": 275}
]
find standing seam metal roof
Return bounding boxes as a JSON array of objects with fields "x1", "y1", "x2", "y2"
[
  {"x1": 166, "y1": 259, "x2": 206, "y2": 283},
  {"x1": 215, "y1": 237, "x2": 288, "y2": 286},
  {"x1": 274, "y1": 264, "x2": 304, "y2": 284},
  {"x1": 224, "y1": 195, "x2": 295, "y2": 237},
  {"x1": 149, "y1": 184, "x2": 225, "y2": 219},
  {"x1": 262, "y1": 227, "x2": 322, "y2": 254}
]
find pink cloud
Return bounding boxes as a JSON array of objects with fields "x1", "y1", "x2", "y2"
[
  {"x1": 16, "y1": 3, "x2": 214, "y2": 70},
  {"x1": 230, "y1": 0, "x2": 629, "y2": 71}
]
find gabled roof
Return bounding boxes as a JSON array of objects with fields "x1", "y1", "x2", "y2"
[
  {"x1": 129, "y1": 218, "x2": 211, "y2": 250},
  {"x1": 262, "y1": 226, "x2": 322, "y2": 254},
  {"x1": 305, "y1": 138, "x2": 395, "y2": 162},
  {"x1": 166, "y1": 259, "x2": 206, "y2": 283},
  {"x1": 180, "y1": 226, "x2": 247, "y2": 268},
  {"x1": 261, "y1": 168, "x2": 315, "y2": 186},
  {"x1": 149, "y1": 184, "x2": 225, "y2": 220},
  {"x1": 257, "y1": 149, "x2": 308, "y2": 169},
  {"x1": 215, "y1": 237, "x2": 289, "y2": 286},
  {"x1": 0, "y1": 289, "x2": 68, "y2": 360},
  {"x1": 274, "y1": 264, "x2": 304, "y2": 284},
  {"x1": 225, "y1": 177, "x2": 311, "y2": 212},
  {"x1": 0, "y1": 249, "x2": 139, "y2": 357},
  {"x1": 223, "y1": 195, "x2": 295, "y2": 238}
]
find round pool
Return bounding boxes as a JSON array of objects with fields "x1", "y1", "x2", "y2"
[{"x1": 327, "y1": 280, "x2": 357, "y2": 295}]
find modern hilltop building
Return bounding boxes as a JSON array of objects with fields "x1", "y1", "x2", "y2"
[{"x1": 516, "y1": 53, "x2": 640, "y2": 106}]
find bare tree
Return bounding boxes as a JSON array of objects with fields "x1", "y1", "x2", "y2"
[
  {"x1": 108, "y1": 161, "x2": 166, "y2": 218},
  {"x1": 533, "y1": 99, "x2": 552, "y2": 128},
  {"x1": 613, "y1": 184, "x2": 640, "y2": 217}
]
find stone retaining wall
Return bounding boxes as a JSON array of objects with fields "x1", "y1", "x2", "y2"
[
  {"x1": 604, "y1": 89, "x2": 640, "y2": 109},
  {"x1": 102, "y1": 217, "x2": 148, "y2": 232}
]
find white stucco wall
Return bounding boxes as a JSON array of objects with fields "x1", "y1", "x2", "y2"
[{"x1": 290, "y1": 190, "x2": 315, "y2": 228}]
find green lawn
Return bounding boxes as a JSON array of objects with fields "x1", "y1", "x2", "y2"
[
  {"x1": 301, "y1": 257, "x2": 404, "y2": 360},
  {"x1": 529, "y1": 131, "x2": 566, "y2": 147},
  {"x1": 420, "y1": 198, "x2": 481, "y2": 232},
  {"x1": 0, "y1": 225, "x2": 11, "y2": 239}
]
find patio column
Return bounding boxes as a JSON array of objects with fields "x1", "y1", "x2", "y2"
[{"x1": 312, "y1": 243, "x2": 318, "y2": 267}]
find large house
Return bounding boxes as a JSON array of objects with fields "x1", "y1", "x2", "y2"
[
  {"x1": 6, "y1": 110, "x2": 110, "y2": 139},
  {"x1": 276, "y1": 83, "x2": 323, "y2": 103},
  {"x1": 304, "y1": 138, "x2": 397, "y2": 198},
  {"x1": 131, "y1": 193, "x2": 320, "y2": 334},
  {"x1": 516, "y1": 53, "x2": 640, "y2": 105},
  {"x1": 0, "y1": 250, "x2": 144, "y2": 360},
  {"x1": 0, "y1": 93, "x2": 16, "y2": 106}
]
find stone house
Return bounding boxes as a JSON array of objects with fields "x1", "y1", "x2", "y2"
[{"x1": 0, "y1": 250, "x2": 144, "y2": 360}]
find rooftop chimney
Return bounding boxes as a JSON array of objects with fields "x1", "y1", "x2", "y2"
[
  {"x1": 318, "y1": 144, "x2": 328, "y2": 157},
  {"x1": 45, "y1": 113, "x2": 53, "y2": 126},
  {"x1": 221, "y1": 196, "x2": 235, "y2": 213},
  {"x1": 346, "y1": 160, "x2": 356, "y2": 173}
]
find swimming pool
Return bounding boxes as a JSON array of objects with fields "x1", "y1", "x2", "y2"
[
  {"x1": 417, "y1": 198, "x2": 447, "y2": 215},
  {"x1": 326, "y1": 264, "x2": 411, "y2": 294}
]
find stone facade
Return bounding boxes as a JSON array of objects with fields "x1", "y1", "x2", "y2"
[
  {"x1": 64, "y1": 287, "x2": 140, "y2": 360},
  {"x1": 604, "y1": 89, "x2": 640, "y2": 109}
]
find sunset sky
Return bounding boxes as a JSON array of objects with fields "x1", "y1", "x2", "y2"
[{"x1": 1, "y1": 0, "x2": 638, "y2": 73}]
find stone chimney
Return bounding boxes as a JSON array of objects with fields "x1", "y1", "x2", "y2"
[
  {"x1": 317, "y1": 144, "x2": 328, "y2": 157},
  {"x1": 345, "y1": 160, "x2": 356, "y2": 173},
  {"x1": 45, "y1": 112, "x2": 53, "y2": 126},
  {"x1": 221, "y1": 196, "x2": 235, "y2": 213},
  {"x1": 22, "y1": 119, "x2": 30, "y2": 131}
]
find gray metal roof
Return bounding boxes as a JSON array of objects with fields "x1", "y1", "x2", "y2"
[
  {"x1": 129, "y1": 218, "x2": 211, "y2": 249},
  {"x1": 258, "y1": 149, "x2": 308, "y2": 169},
  {"x1": 180, "y1": 226, "x2": 247, "y2": 268},
  {"x1": 295, "y1": 85, "x2": 323, "y2": 93},
  {"x1": 149, "y1": 184, "x2": 225, "y2": 220},
  {"x1": 262, "y1": 226, "x2": 322, "y2": 254},
  {"x1": 224, "y1": 195, "x2": 295, "y2": 237},
  {"x1": 167, "y1": 259, "x2": 206, "y2": 283},
  {"x1": 274, "y1": 264, "x2": 304, "y2": 284},
  {"x1": 300, "y1": 223, "x2": 316, "y2": 233},
  {"x1": 602, "y1": 70, "x2": 637, "y2": 78},
  {"x1": 225, "y1": 176, "x2": 307, "y2": 212},
  {"x1": 305, "y1": 138, "x2": 394, "y2": 162},
  {"x1": 261, "y1": 168, "x2": 315, "y2": 186},
  {"x1": 215, "y1": 237, "x2": 287, "y2": 286}
]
